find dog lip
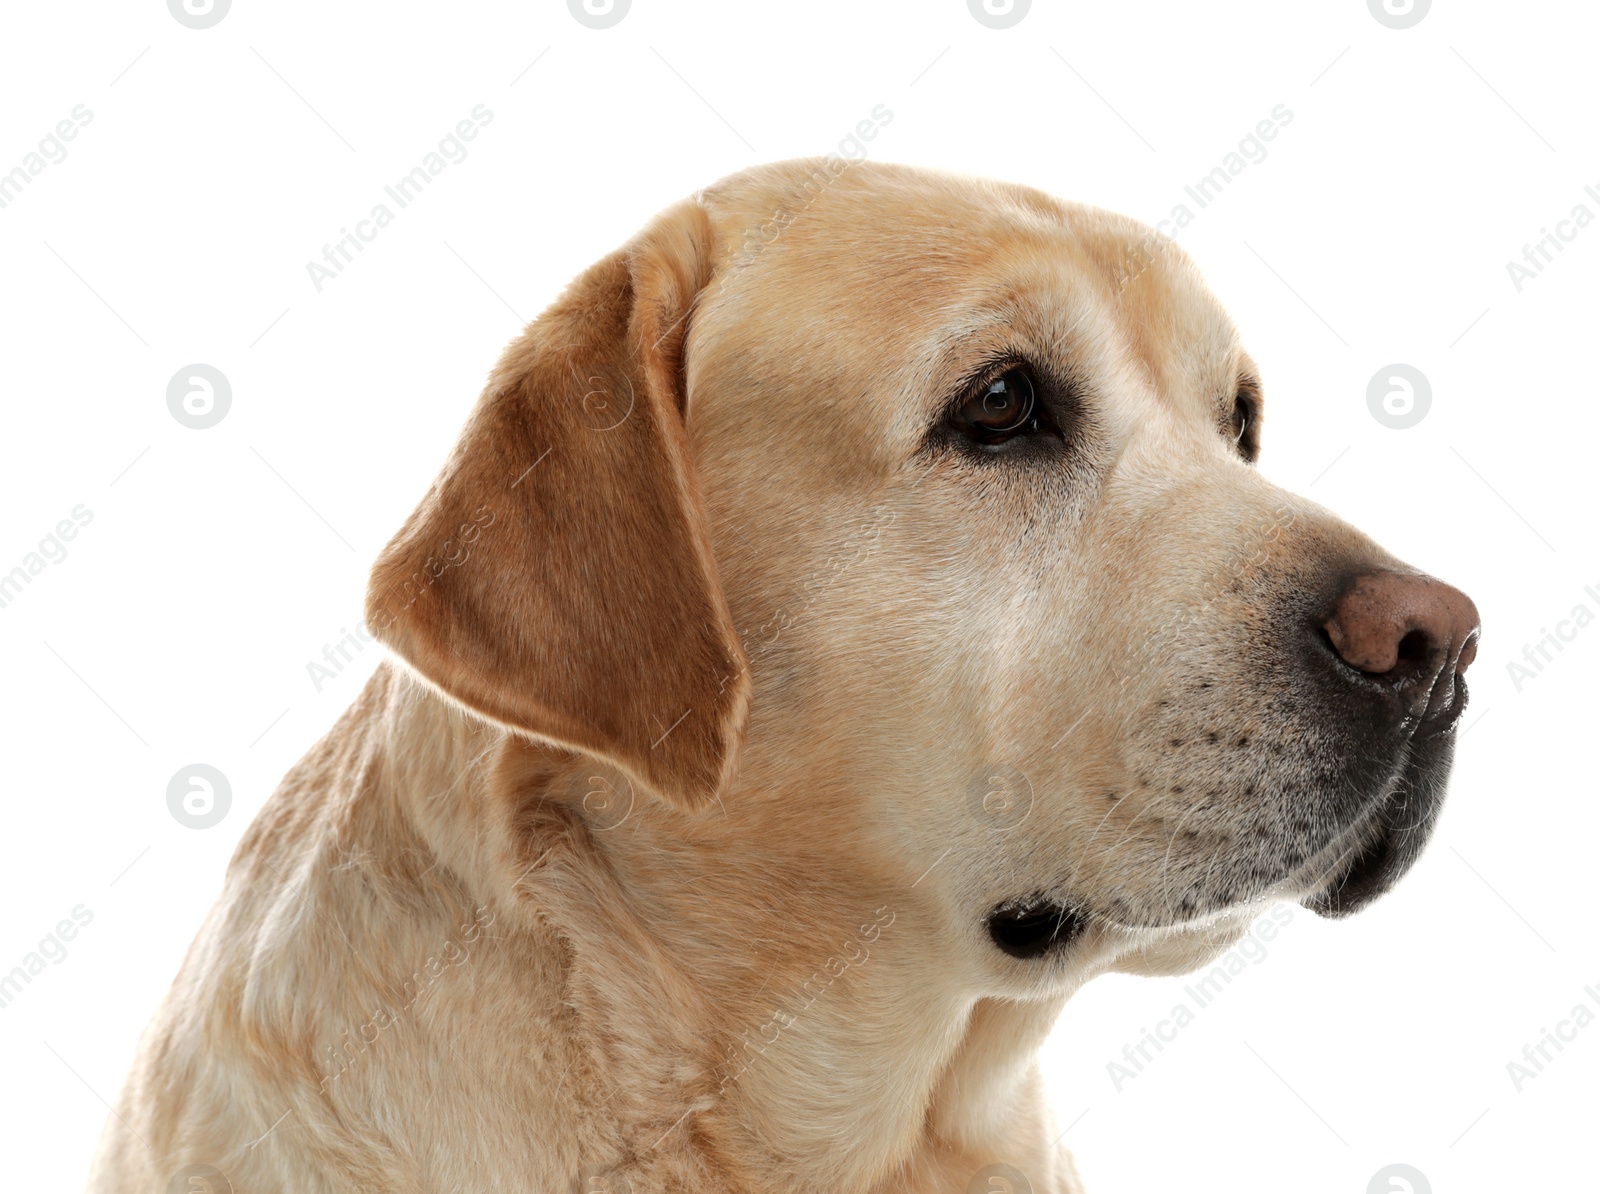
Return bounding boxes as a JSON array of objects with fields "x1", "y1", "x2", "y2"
[
  {"x1": 1411, "y1": 675, "x2": 1470, "y2": 740},
  {"x1": 1300, "y1": 825, "x2": 1397, "y2": 918},
  {"x1": 986, "y1": 897, "x2": 1088, "y2": 959},
  {"x1": 1301, "y1": 730, "x2": 1454, "y2": 918}
]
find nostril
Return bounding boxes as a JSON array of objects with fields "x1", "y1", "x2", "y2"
[
  {"x1": 1393, "y1": 628, "x2": 1434, "y2": 677},
  {"x1": 1318, "y1": 570, "x2": 1480, "y2": 713}
]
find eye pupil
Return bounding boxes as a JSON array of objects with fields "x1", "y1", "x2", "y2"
[
  {"x1": 956, "y1": 367, "x2": 1038, "y2": 443},
  {"x1": 1230, "y1": 386, "x2": 1258, "y2": 460}
]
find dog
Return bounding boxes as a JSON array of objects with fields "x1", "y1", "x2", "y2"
[{"x1": 88, "y1": 159, "x2": 1479, "y2": 1194}]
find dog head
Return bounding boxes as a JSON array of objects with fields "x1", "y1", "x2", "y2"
[{"x1": 366, "y1": 159, "x2": 1478, "y2": 991}]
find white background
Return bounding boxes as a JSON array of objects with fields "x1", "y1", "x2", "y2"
[{"x1": 0, "y1": 1, "x2": 1594, "y2": 1191}]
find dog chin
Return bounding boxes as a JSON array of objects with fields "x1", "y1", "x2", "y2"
[{"x1": 1109, "y1": 905, "x2": 1268, "y2": 978}]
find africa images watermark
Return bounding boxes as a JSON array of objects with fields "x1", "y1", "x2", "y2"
[
  {"x1": 0, "y1": 505, "x2": 94, "y2": 612},
  {"x1": 1504, "y1": 581, "x2": 1600, "y2": 692},
  {"x1": 0, "y1": 905, "x2": 95, "y2": 1011},
  {"x1": 1504, "y1": 183, "x2": 1600, "y2": 293},
  {"x1": 0, "y1": 104, "x2": 92, "y2": 212},
  {"x1": 1115, "y1": 104, "x2": 1294, "y2": 290},
  {"x1": 710, "y1": 905, "x2": 897, "y2": 1099},
  {"x1": 1504, "y1": 982, "x2": 1600, "y2": 1093},
  {"x1": 168, "y1": 764, "x2": 232, "y2": 830},
  {"x1": 366, "y1": 504, "x2": 496, "y2": 636},
  {"x1": 315, "y1": 904, "x2": 496, "y2": 1092},
  {"x1": 306, "y1": 622, "x2": 375, "y2": 693},
  {"x1": 1105, "y1": 904, "x2": 1293, "y2": 1092},
  {"x1": 304, "y1": 105, "x2": 494, "y2": 292}
]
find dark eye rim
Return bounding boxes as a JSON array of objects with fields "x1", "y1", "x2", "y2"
[
  {"x1": 942, "y1": 361, "x2": 1064, "y2": 450},
  {"x1": 1230, "y1": 375, "x2": 1262, "y2": 462}
]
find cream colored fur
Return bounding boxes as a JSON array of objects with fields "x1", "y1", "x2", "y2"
[{"x1": 89, "y1": 160, "x2": 1426, "y2": 1194}]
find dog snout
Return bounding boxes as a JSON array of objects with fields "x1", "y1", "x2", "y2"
[{"x1": 1319, "y1": 570, "x2": 1480, "y2": 721}]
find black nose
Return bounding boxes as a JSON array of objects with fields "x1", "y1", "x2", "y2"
[{"x1": 1319, "y1": 571, "x2": 1480, "y2": 721}]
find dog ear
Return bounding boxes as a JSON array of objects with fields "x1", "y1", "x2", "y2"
[{"x1": 365, "y1": 201, "x2": 749, "y2": 812}]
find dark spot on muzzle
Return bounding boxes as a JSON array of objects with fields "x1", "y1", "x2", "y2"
[{"x1": 986, "y1": 898, "x2": 1087, "y2": 958}]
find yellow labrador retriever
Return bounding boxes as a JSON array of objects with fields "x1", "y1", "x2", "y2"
[{"x1": 89, "y1": 160, "x2": 1479, "y2": 1194}]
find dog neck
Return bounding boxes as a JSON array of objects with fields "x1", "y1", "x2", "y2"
[{"x1": 352, "y1": 662, "x2": 1078, "y2": 1192}]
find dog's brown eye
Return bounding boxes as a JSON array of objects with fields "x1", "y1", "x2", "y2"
[
  {"x1": 1230, "y1": 397, "x2": 1250, "y2": 443},
  {"x1": 1230, "y1": 383, "x2": 1260, "y2": 461},
  {"x1": 952, "y1": 368, "x2": 1044, "y2": 445}
]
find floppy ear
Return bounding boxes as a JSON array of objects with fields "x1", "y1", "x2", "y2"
[{"x1": 365, "y1": 201, "x2": 749, "y2": 811}]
